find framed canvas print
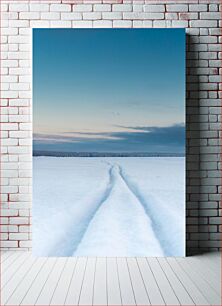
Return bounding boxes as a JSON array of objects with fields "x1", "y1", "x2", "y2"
[{"x1": 33, "y1": 29, "x2": 185, "y2": 257}]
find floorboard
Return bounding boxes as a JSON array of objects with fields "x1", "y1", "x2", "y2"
[
  {"x1": 167, "y1": 257, "x2": 210, "y2": 305},
  {"x1": 157, "y1": 257, "x2": 195, "y2": 305},
  {"x1": 1, "y1": 252, "x2": 221, "y2": 306},
  {"x1": 64, "y1": 257, "x2": 87, "y2": 306},
  {"x1": 78, "y1": 257, "x2": 96, "y2": 306},
  {"x1": 127, "y1": 257, "x2": 150, "y2": 305},
  {"x1": 107, "y1": 257, "x2": 122, "y2": 306},
  {"x1": 50, "y1": 257, "x2": 77, "y2": 305},
  {"x1": 93, "y1": 257, "x2": 107, "y2": 305},
  {"x1": 36, "y1": 257, "x2": 67, "y2": 305},
  {"x1": 137, "y1": 257, "x2": 165, "y2": 305},
  {"x1": 176, "y1": 257, "x2": 221, "y2": 305},
  {"x1": 117, "y1": 257, "x2": 136, "y2": 305}
]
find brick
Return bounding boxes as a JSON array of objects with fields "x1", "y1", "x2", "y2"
[
  {"x1": 200, "y1": 12, "x2": 221, "y2": 20},
  {"x1": 0, "y1": 241, "x2": 18, "y2": 248},
  {"x1": 190, "y1": 20, "x2": 218, "y2": 28},
  {"x1": 189, "y1": 4, "x2": 207, "y2": 12},
  {"x1": 9, "y1": 115, "x2": 30, "y2": 123},
  {"x1": 50, "y1": 21, "x2": 72, "y2": 28},
  {"x1": 200, "y1": 209, "x2": 218, "y2": 217},
  {"x1": 94, "y1": 4, "x2": 111, "y2": 12},
  {"x1": 209, "y1": 28, "x2": 221, "y2": 35},
  {"x1": 113, "y1": 20, "x2": 132, "y2": 28},
  {"x1": 19, "y1": 123, "x2": 32, "y2": 130},
  {"x1": 9, "y1": 4, "x2": 28, "y2": 12},
  {"x1": 19, "y1": 241, "x2": 31, "y2": 248},
  {"x1": 112, "y1": 4, "x2": 132, "y2": 12},
  {"x1": 102, "y1": 12, "x2": 121, "y2": 19},
  {"x1": 1, "y1": 4, "x2": 8, "y2": 12},
  {"x1": 19, "y1": 226, "x2": 30, "y2": 233},
  {"x1": 10, "y1": 178, "x2": 31, "y2": 186},
  {"x1": 0, "y1": 225, "x2": 18, "y2": 233},
  {"x1": 144, "y1": 5, "x2": 165, "y2": 12},
  {"x1": 209, "y1": 60, "x2": 221, "y2": 67},
  {"x1": 132, "y1": 5, "x2": 143, "y2": 13},
  {"x1": 18, "y1": 208, "x2": 29, "y2": 216},
  {"x1": 50, "y1": 4, "x2": 71, "y2": 12},
  {"x1": 143, "y1": 20, "x2": 153, "y2": 28},
  {"x1": 0, "y1": 66, "x2": 8, "y2": 75},
  {"x1": 123, "y1": 12, "x2": 164, "y2": 19},
  {"x1": 0, "y1": 217, "x2": 8, "y2": 225},
  {"x1": 172, "y1": 20, "x2": 188, "y2": 28},
  {"x1": 210, "y1": 233, "x2": 221, "y2": 240},
  {"x1": 209, "y1": 75, "x2": 221, "y2": 83},
  {"x1": 9, "y1": 99, "x2": 30, "y2": 107},
  {"x1": 30, "y1": 4, "x2": 49, "y2": 12},
  {"x1": 61, "y1": 13, "x2": 82, "y2": 20},
  {"x1": 1, "y1": 208, "x2": 18, "y2": 216},
  {"x1": 1, "y1": 90, "x2": 18, "y2": 99},
  {"x1": 166, "y1": 5, "x2": 188, "y2": 12},
  {"x1": 9, "y1": 20, "x2": 29, "y2": 28},
  {"x1": 165, "y1": 13, "x2": 178, "y2": 20},
  {"x1": 2, "y1": 60, "x2": 18, "y2": 68},
  {"x1": 73, "y1": 4, "x2": 92, "y2": 12},
  {"x1": 9, "y1": 233, "x2": 29, "y2": 240},
  {"x1": 9, "y1": 68, "x2": 30, "y2": 75},
  {"x1": 19, "y1": 12, "x2": 40, "y2": 20},
  {"x1": 191, "y1": 233, "x2": 209, "y2": 240},
  {"x1": 72, "y1": 21, "x2": 93, "y2": 28},
  {"x1": 2, "y1": 123, "x2": 18, "y2": 131},
  {"x1": 179, "y1": 13, "x2": 198, "y2": 20},
  {"x1": 41, "y1": 12, "x2": 60, "y2": 20},
  {"x1": 200, "y1": 202, "x2": 218, "y2": 209},
  {"x1": 83, "y1": 12, "x2": 102, "y2": 20},
  {"x1": 0, "y1": 100, "x2": 8, "y2": 107},
  {"x1": 199, "y1": 36, "x2": 217, "y2": 44},
  {"x1": 153, "y1": 20, "x2": 171, "y2": 28},
  {"x1": 133, "y1": 20, "x2": 143, "y2": 28},
  {"x1": 1, "y1": 113, "x2": 8, "y2": 122},
  {"x1": 30, "y1": 21, "x2": 50, "y2": 28},
  {"x1": 1, "y1": 170, "x2": 18, "y2": 178},
  {"x1": 93, "y1": 20, "x2": 112, "y2": 28},
  {"x1": 2, "y1": 28, "x2": 18, "y2": 36},
  {"x1": 1, "y1": 177, "x2": 9, "y2": 185},
  {"x1": 8, "y1": 44, "x2": 18, "y2": 52},
  {"x1": 209, "y1": 4, "x2": 219, "y2": 11},
  {"x1": 210, "y1": 217, "x2": 222, "y2": 225},
  {"x1": 10, "y1": 83, "x2": 29, "y2": 91},
  {"x1": 9, "y1": 155, "x2": 19, "y2": 162},
  {"x1": 1, "y1": 233, "x2": 9, "y2": 240},
  {"x1": 8, "y1": 146, "x2": 30, "y2": 155},
  {"x1": 1, "y1": 138, "x2": 18, "y2": 146}
]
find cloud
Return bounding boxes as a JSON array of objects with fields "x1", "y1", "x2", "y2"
[{"x1": 33, "y1": 124, "x2": 185, "y2": 153}]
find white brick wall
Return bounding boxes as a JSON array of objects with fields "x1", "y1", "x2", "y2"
[{"x1": 0, "y1": 0, "x2": 221, "y2": 254}]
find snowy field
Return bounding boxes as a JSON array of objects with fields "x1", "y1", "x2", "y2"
[{"x1": 33, "y1": 157, "x2": 185, "y2": 257}]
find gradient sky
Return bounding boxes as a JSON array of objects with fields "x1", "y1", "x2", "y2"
[{"x1": 33, "y1": 29, "x2": 185, "y2": 153}]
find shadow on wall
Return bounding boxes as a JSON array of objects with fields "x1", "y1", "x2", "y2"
[{"x1": 186, "y1": 34, "x2": 208, "y2": 256}]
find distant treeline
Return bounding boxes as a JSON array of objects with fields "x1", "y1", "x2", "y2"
[{"x1": 33, "y1": 151, "x2": 185, "y2": 157}]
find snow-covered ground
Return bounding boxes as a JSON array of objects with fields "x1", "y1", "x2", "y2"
[{"x1": 33, "y1": 157, "x2": 185, "y2": 257}]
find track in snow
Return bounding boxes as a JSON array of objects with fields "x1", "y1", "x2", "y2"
[
  {"x1": 73, "y1": 164, "x2": 164, "y2": 256},
  {"x1": 47, "y1": 163, "x2": 115, "y2": 256}
]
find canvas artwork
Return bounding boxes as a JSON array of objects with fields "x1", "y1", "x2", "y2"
[{"x1": 33, "y1": 29, "x2": 185, "y2": 257}]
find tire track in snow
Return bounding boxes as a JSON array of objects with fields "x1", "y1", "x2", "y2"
[
  {"x1": 46, "y1": 164, "x2": 116, "y2": 256},
  {"x1": 69, "y1": 164, "x2": 117, "y2": 255},
  {"x1": 118, "y1": 165, "x2": 168, "y2": 256},
  {"x1": 73, "y1": 163, "x2": 164, "y2": 256}
]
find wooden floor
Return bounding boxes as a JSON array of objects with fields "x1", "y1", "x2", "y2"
[{"x1": 1, "y1": 252, "x2": 221, "y2": 306}]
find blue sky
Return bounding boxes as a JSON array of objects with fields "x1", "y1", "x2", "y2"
[{"x1": 33, "y1": 29, "x2": 185, "y2": 153}]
